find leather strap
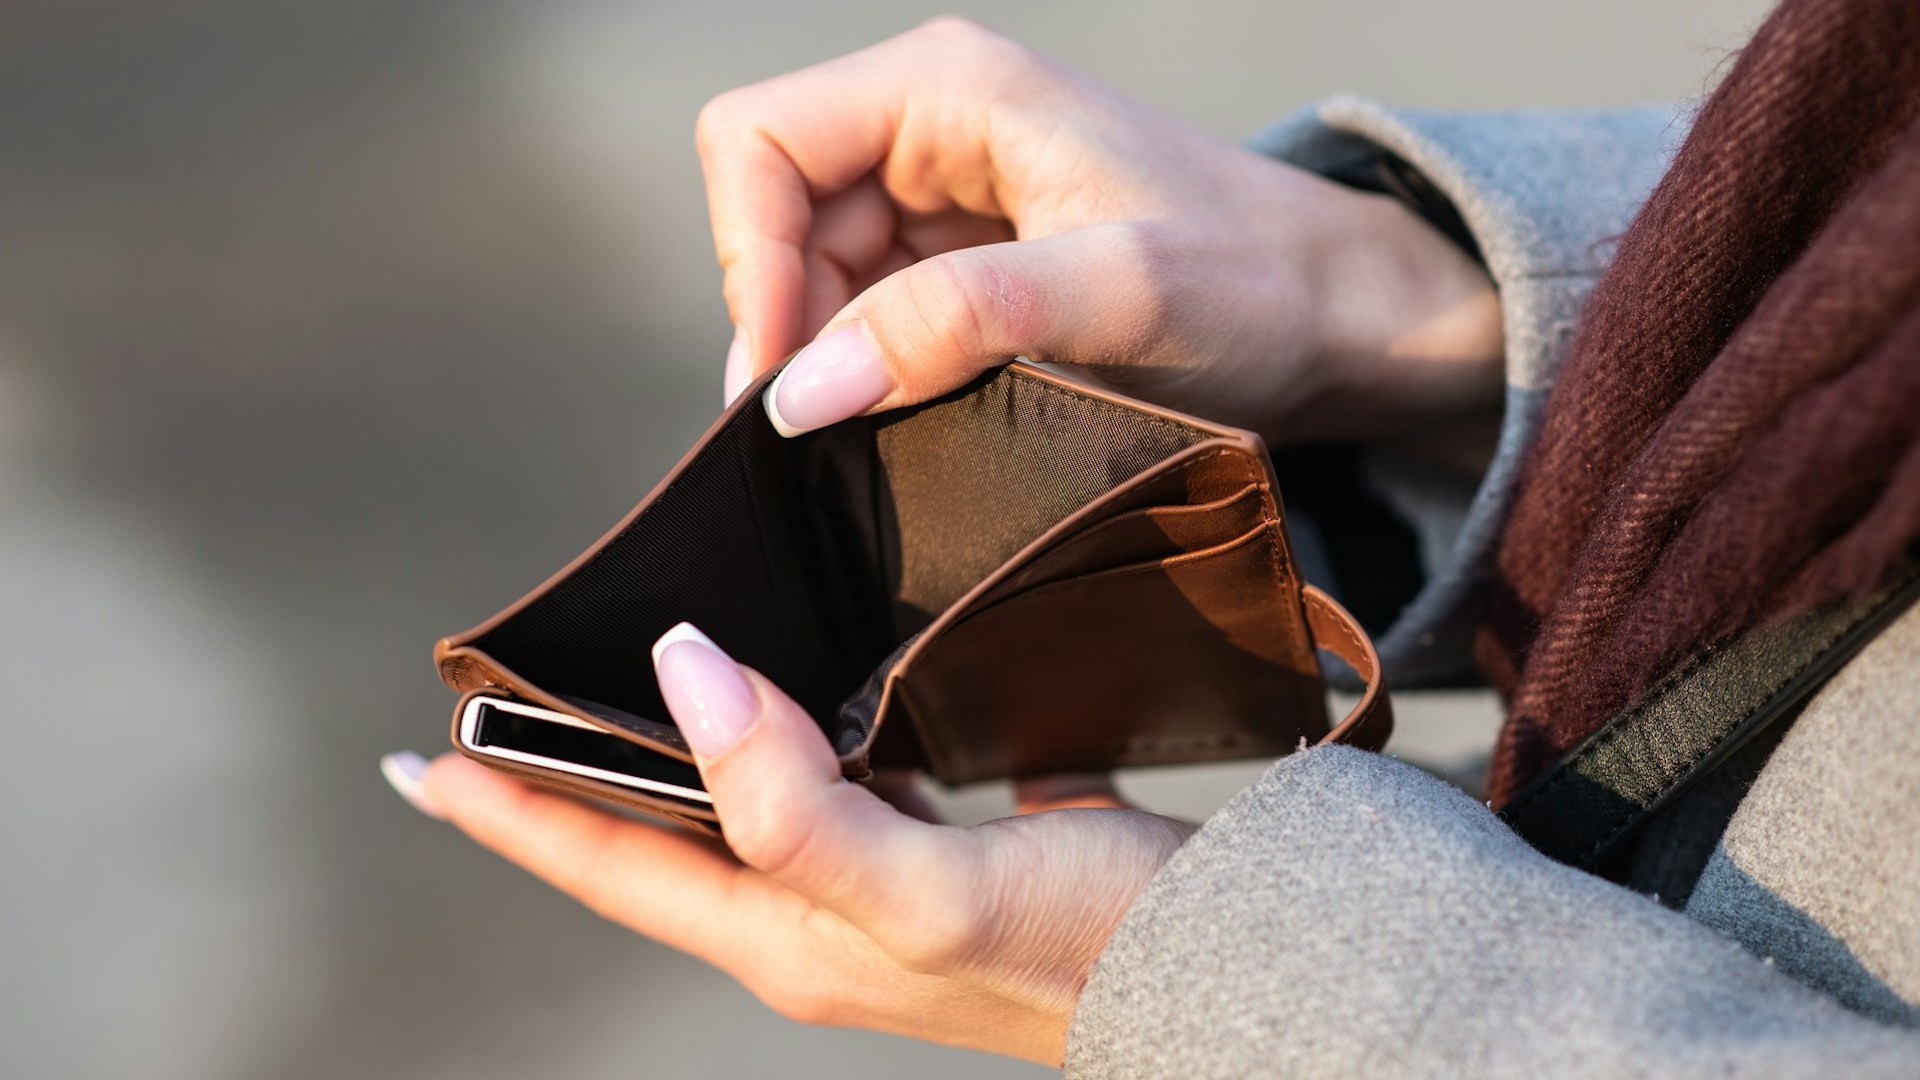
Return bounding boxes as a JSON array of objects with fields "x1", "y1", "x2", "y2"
[
  {"x1": 1304, "y1": 584, "x2": 1394, "y2": 752},
  {"x1": 1500, "y1": 569, "x2": 1920, "y2": 869}
]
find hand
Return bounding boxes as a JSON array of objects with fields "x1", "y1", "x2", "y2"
[
  {"x1": 393, "y1": 624, "x2": 1194, "y2": 1065},
  {"x1": 699, "y1": 18, "x2": 1502, "y2": 444}
]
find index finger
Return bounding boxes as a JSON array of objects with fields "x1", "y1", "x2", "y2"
[
  {"x1": 694, "y1": 20, "x2": 1014, "y2": 374},
  {"x1": 423, "y1": 754, "x2": 756, "y2": 966}
]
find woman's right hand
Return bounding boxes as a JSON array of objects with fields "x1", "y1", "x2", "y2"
[{"x1": 699, "y1": 17, "x2": 1503, "y2": 445}]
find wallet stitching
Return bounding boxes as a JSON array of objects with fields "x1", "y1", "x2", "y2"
[
  {"x1": 1306, "y1": 593, "x2": 1370, "y2": 677},
  {"x1": 1013, "y1": 371, "x2": 1211, "y2": 441},
  {"x1": 1260, "y1": 522, "x2": 1340, "y2": 743},
  {"x1": 1241, "y1": 454, "x2": 1315, "y2": 681},
  {"x1": 1161, "y1": 449, "x2": 1315, "y2": 680},
  {"x1": 1258, "y1": 515, "x2": 1314, "y2": 673}
]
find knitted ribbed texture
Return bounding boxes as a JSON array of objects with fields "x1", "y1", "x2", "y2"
[{"x1": 1483, "y1": 0, "x2": 1920, "y2": 802}]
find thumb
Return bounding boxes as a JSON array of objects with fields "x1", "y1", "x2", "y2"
[
  {"x1": 650, "y1": 623, "x2": 973, "y2": 938},
  {"x1": 762, "y1": 224, "x2": 1162, "y2": 437}
]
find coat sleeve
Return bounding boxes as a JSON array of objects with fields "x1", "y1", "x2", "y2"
[
  {"x1": 1252, "y1": 99, "x2": 1682, "y2": 686},
  {"x1": 1065, "y1": 746, "x2": 1920, "y2": 1078}
]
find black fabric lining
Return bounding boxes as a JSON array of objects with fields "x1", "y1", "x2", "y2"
[
  {"x1": 1269, "y1": 444, "x2": 1424, "y2": 635},
  {"x1": 468, "y1": 366, "x2": 1212, "y2": 755}
]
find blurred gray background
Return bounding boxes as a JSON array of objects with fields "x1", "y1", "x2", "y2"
[{"x1": 0, "y1": 1, "x2": 1768, "y2": 1077}]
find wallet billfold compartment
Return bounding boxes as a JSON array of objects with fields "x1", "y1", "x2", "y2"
[{"x1": 436, "y1": 362, "x2": 1391, "y2": 831}]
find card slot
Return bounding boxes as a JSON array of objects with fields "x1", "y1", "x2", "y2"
[
  {"x1": 832, "y1": 509, "x2": 1277, "y2": 768},
  {"x1": 837, "y1": 441, "x2": 1270, "y2": 770},
  {"x1": 827, "y1": 430, "x2": 1268, "y2": 768},
  {"x1": 899, "y1": 516, "x2": 1324, "y2": 785},
  {"x1": 975, "y1": 484, "x2": 1267, "y2": 608},
  {"x1": 961, "y1": 517, "x2": 1271, "y2": 623}
]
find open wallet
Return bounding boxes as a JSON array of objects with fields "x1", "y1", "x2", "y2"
[{"x1": 435, "y1": 361, "x2": 1392, "y2": 834}]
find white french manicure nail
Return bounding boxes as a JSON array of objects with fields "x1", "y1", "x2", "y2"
[
  {"x1": 381, "y1": 751, "x2": 447, "y2": 821},
  {"x1": 763, "y1": 323, "x2": 891, "y2": 438},
  {"x1": 651, "y1": 620, "x2": 722, "y2": 667},
  {"x1": 651, "y1": 621, "x2": 757, "y2": 757}
]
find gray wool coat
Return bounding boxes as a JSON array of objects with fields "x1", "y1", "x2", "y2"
[{"x1": 1064, "y1": 99, "x2": 1920, "y2": 1078}]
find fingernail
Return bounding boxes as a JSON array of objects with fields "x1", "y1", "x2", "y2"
[
  {"x1": 723, "y1": 326, "x2": 752, "y2": 406},
  {"x1": 381, "y1": 751, "x2": 447, "y2": 820},
  {"x1": 652, "y1": 622, "x2": 758, "y2": 757},
  {"x1": 764, "y1": 323, "x2": 891, "y2": 437}
]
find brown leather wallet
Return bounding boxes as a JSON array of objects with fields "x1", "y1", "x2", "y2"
[{"x1": 436, "y1": 362, "x2": 1391, "y2": 832}]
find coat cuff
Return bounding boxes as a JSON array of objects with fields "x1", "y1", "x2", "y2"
[{"x1": 1253, "y1": 98, "x2": 1681, "y2": 685}]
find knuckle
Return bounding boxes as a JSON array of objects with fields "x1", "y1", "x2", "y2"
[
  {"x1": 724, "y1": 799, "x2": 826, "y2": 884},
  {"x1": 694, "y1": 89, "x2": 747, "y2": 155},
  {"x1": 913, "y1": 14, "x2": 990, "y2": 42},
  {"x1": 977, "y1": 257, "x2": 1046, "y2": 348},
  {"x1": 900, "y1": 258, "x2": 991, "y2": 355},
  {"x1": 1104, "y1": 220, "x2": 1180, "y2": 324},
  {"x1": 910, "y1": 17, "x2": 1029, "y2": 77},
  {"x1": 890, "y1": 252, "x2": 1053, "y2": 363}
]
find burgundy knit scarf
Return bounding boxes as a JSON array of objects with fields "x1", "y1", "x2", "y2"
[{"x1": 1480, "y1": 0, "x2": 1920, "y2": 805}]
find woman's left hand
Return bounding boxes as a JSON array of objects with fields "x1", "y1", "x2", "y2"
[{"x1": 406, "y1": 623, "x2": 1194, "y2": 1065}]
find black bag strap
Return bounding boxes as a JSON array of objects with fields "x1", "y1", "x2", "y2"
[{"x1": 1498, "y1": 569, "x2": 1920, "y2": 870}]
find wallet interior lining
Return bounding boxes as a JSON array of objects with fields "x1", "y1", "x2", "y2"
[
  {"x1": 865, "y1": 368, "x2": 1216, "y2": 633},
  {"x1": 466, "y1": 399, "x2": 861, "y2": 745},
  {"x1": 463, "y1": 366, "x2": 1217, "y2": 757}
]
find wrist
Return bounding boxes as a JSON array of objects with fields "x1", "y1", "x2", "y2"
[{"x1": 1292, "y1": 184, "x2": 1504, "y2": 443}]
